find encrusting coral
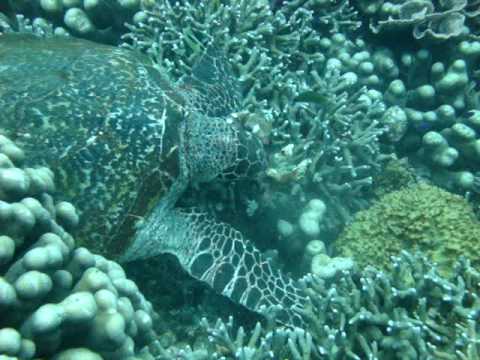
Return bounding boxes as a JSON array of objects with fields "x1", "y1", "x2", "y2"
[{"x1": 336, "y1": 182, "x2": 480, "y2": 275}]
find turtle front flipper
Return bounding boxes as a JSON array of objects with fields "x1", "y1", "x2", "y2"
[
  {"x1": 124, "y1": 204, "x2": 307, "y2": 327},
  {"x1": 122, "y1": 47, "x2": 304, "y2": 328}
]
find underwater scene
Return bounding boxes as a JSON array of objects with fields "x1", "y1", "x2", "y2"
[{"x1": 0, "y1": 0, "x2": 479, "y2": 359}]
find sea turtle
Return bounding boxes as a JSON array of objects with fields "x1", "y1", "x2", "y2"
[
  {"x1": 0, "y1": 32, "x2": 186, "y2": 254},
  {"x1": 0, "y1": 33, "x2": 264, "y2": 252},
  {"x1": 0, "y1": 32, "x2": 306, "y2": 326},
  {"x1": 0, "y1": 32, "x2": 260, "y2": 254},
  {"x1": 119, "y1": 49, "x2": 306, "y2": 327}
]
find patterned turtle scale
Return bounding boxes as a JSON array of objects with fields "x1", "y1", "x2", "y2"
[
  {"x1": 1, "y1": 33, "x2": 305, "y2": 327},
  {"x1": 0, "y1": 33, "x2": 182, "y2": 254}
]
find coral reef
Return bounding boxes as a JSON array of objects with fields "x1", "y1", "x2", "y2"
[
  {"x1": 0, "y1": 135, "x2": 158, "y2": 358},
  {"x1": 8, "y1": 6, "x2": 478, "y2": 202},
  {"x1": 2, "y1": 1, "x2": 480, "y2": 359},
  {"x1": 5, "y1": 0, "x2": 146, "y2": 43},
  {"x1": 275, "y1": 3, "x2": 479, "y2": 197},
  {"x1": 322, "y1": 37, "x2": 480, "y2": 196},
  {"x1": 148, "y1": 252, "x2": 480, "y2": 359},
  {"x1": 356, "y1": 0, "x2": 480, "y2": 42},
  {"x1": 336, "y1": 183, "x2": 480, "y2": 274},
  {"x1": 123, "y1": 0, "x2": 392, "y2": 237},
  {"x1": 156, "y1": 316, "x2": 315, "y2": 360},
  {"x1": 274, "y1": 0, "x2": 362, "y2": 34},
  {"x1": 301, "y1": 251, "x2": 480, "y2": 359}
]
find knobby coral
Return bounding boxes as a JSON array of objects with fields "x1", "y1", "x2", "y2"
[
  {"x1": 336, "y1": 183, "x2": 480, "y2": 275},
  {"x1": 0, "y1": 134, "x2": 158, "y2": 359}
]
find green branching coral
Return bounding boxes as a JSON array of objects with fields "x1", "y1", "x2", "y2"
[
  {"x1": 336, "y1": 183, "x2": 480, "y2": 274},
  {"x1": 274, "y1": 0, "x2": 361, "y2": 34},
  {"x1": 123, "y1": 0, "x2": 318, "y2": 107},
  {"x1": 155, "y1": 315, "x2": 315, "y2": 360},
  {"x1": 265, "y1": 68, "x2": 387, "y2": 228},
  {"x1": 151, "y1": 252, "x2": 480, "y2": 359},
  {"x1": 300, "y1": 252, "x2": 480, "y2": 359},
  {"x1": 124, "y1": 0, "x2": 391, "y2": 233}
]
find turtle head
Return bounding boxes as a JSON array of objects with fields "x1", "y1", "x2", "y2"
[
  {"x1": 177, "y1": 46, "x2": 267, "y2": 183},
  {"x1": 180, "y1": 111, "x2": 267, "y2": 184}
]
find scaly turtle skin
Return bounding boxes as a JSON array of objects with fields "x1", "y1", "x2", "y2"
[
  {"x1": 0, "y1": 33, "x2": 301, "y2": 327},
  {"x1": 0, "y1": 33, "x2": 182, "y2": 254}
]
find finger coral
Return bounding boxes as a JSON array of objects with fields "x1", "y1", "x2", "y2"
[{"x1": 0, "y1": 134, "x2": 158, "y2": 359}]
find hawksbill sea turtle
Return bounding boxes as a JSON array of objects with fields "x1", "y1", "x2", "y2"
[
  {"x1": 0, "y1": 32, "x2": 181, "y2": 254},
  {"x1": 0, "y1": 32, "x2": 307, "y2": 326}
]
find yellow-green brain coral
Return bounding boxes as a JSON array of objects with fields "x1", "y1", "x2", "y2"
[{"x1": 336, "y1": 183, "x2": 480, "y2": 274}]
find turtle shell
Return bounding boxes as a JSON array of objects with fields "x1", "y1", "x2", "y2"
[{"x1": 0, "y1": 33, "x2": 181, "y2": 255}]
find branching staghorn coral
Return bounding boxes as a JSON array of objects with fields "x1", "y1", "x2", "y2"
[
  {"x1": 123, "y1": 0, "x2": 391, "y2": 233},
  {"x1": 155, "y1": 315, "x2": 315, "y2": 360},
  {"x1": 272, "y1": 0, "x2": 361, "y2": 34},
  {"x1": 299, "y1": 252, "x2": 480, "y2": 359},
  {"x1": 200, "y1": 316, "x2": 315, "y2": 360},
  {"x1": 122, "y1": 0, "x2": 317, "y2": 102},
  {"x1": 148, "y1": 252, "x2": 479, "y2": 359},
  {"x1": 266, "y1": 67, "x2": 388, "y2": 228}
]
